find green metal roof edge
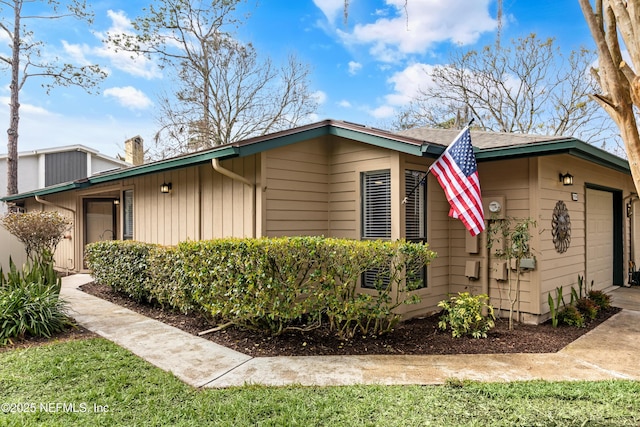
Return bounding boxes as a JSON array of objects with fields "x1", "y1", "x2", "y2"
[
  {"x1": 2, "y1": 124, "x2": 630, "y2": 203},
  {"x1": 328, "y1": 125, "x2": 426, "y2": 156},
  {"x1": 2, "y1": 181, "x2": 89, "y2": 202},
  {"x1": 88, "y1": 146, "x2": 240, "y2": 184},
  {"x1": 475, "y1": 138, "x2": 630, "y2": 174}
]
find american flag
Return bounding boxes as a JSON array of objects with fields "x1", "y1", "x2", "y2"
[{"x1": 429, "y1": 127, "x2": 485, "y2": 236}]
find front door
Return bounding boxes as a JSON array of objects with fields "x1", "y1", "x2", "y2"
[
  {"x1": 586, "y1": 187, "x2": 623, "y2": 288},
  {"x1": 84, "y1": 198, "x2": 116, "y2": 245}
]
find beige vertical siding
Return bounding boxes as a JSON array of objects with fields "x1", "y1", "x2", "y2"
[
  {"x1": 131, "y1": 157, "x2": 257, "y2": 243},
  {"x1": 328, "y1": 137, "x2": 394, "y2": 239},
  {"x1": 0, "y1": 227, "x2": 27, "y2": 271},
  {"x1": 472, "y1": 158, "x2": 536, "y2": 317},
  {"x1": 398, "y1": 155, "x2": 450, "y2": 318},
  {"x1": 264, "y1": 138, "x2": 330, "y2": 237},
  {"x1": 132, "y1": 170, "x2": 196, "y2": 245},
  {"x1": 537, "y1": 154, "x2": 634, "y2": 318},
  {"x1": 201, "y1": 156, "x2": 257, "y2": 239},
  {"x1": 22, "y1": 195, "x2": 76, "y2": 272}
]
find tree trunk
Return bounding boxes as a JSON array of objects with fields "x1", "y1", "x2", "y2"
[
  {"x1": 578, "y1": 0, "x2": 640, "y2": 193},
  {"x1": 616, "y1": 106, "x2": 640, "y2": 192},
  {"x1": 6, "y1": 1, "x2": 21, "y2": 197}
]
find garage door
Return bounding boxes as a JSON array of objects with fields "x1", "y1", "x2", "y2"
[{"x1": 586, "y1": 188, "x2": 613, "y2": 290}]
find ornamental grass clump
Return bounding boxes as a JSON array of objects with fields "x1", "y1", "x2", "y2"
[
  {"x1": 0, "y1": 259, "x2": 70, "y2": 346},
  {"x1": 438, "y1": 292, "x2": 495, "y2": 339}
]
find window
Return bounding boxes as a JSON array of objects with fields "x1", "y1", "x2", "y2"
[
  {"x1": 361, "y1": 170, "x2": 391, "y2": 239},
  {"x1": 361, "y1": 267, "x2": 391, "y2": 290},
  {"x1": 361, "y1": 170, "x2": 391, "y2": 289},
  {"x1": 123, "y1": 190, "x2": 134, "y2": 240},
  {"x1": 405, "y1": 170, "x2": 426, "y2": 241},
  {"x1": 405, "y1": 170, "x2": 427, "y2": 289}
]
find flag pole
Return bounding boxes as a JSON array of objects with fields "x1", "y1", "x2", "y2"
[
  {"x1": 402, "y1": 170, "x2": 430, "y2": 205},
  {"x1": 402, "y1": 118, "x2": 475, "y2": 205}
]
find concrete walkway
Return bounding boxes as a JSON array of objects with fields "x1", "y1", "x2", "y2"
[{"x1": 61, "y1": 274, "x2": 640, "y2": 388}]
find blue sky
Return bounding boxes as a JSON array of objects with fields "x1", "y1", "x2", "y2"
[{"x1": 0, "y1": 0, "x2": 595, "y2": 159}]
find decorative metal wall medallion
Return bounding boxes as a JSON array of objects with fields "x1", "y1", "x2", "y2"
[{"x1": 552, "y1": 200, "x2": 571, "y2": 253}]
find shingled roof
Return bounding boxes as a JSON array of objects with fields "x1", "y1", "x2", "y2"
[
  {"x1": 397, "y1": 127, "x2": 570, "y2": 150},
  {"x1": 2, "y1": 120, "x2": 630, "y2": 203}
]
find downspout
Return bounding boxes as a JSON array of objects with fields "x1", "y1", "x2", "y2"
[
  {"x1": 482, "y1": 225, "x2": 490, "y2": 316},
  {"x1": 211, "y1": 158, "x2": 256, "y2": 237},
  {"x1": 35, "y1": 195, "x2": 76, "y2": 271}
]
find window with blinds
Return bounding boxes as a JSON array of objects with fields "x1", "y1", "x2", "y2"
[
  {"x1": 405, "y1": 170, "x2": 427, "y2": 289},
  {"x1": 123, "y1": 190, "x2": 134, "y2": 240},
  {"x1": 361, "y1": 170, "x2": 391, "y2": 289},
  {"x1": 361, "y1": 170, "x2": 391, "y2": 239},
  {"x1": 405, "y1": 170, "x2": 426, "y2": 241}
]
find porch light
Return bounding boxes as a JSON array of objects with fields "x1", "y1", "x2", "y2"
[
  {"x1": 113, "y1": 199, "x2": 120, "y2": 205},
  {"x1": 160, "y1": 182, "x2": 172, "y2": 193},
  {"x1": 559, "y1": 172, "x2": 573, "y2": 186}
]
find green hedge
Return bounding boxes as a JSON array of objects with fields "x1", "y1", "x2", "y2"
[
  {"x1": 86, "y1": 237, "x2": 436, "y2": 338},
  {"x1": 85, "y1": 240, "x2": 157, "y2": 302}
]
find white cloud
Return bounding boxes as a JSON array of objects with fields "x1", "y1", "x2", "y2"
[
  {"x1": 362, "y1": 62, "x2": 437, "y2": 120},
  {"x1": 0, "y1": 96, "x2": 55, "y2": 116},
  {"x1": 312, "y1": 0, "x2": 345, "y2": 24},
  {"x1": 385, "y1": 63, "x2": 435, "y2": 106},
  {"x1": 348, "y1": 61, "x2": 362, "y2": 75},
  {"x1": 94, "y1": 10, "x2": 163, "y2": 80},
  {"x1": 104, "y1": 86, "x2": 153, "y2": 110},
  {"x1": 312, "y1": 90, "x2": 328, "y2": 105},
  {"x1": 369, "y1": 104, "x2": 395, "y2": 119},
  {"x1": 338, "y1": 100, "x2": 352, "y2": 108},
  {"x1": 339, "y1": 0, "x2": 496, "y2": 62},
  {"x1": 0, "y1": 100, "x2": 156, "y2": 158},
  {"x1": 61, "y1": 41, "x2": 93, "y2": 65}
]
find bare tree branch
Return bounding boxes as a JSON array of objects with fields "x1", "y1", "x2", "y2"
[
  {"x1": 108, "y1": 0, "x2": 317, "y2": 159},
  {"x1": 393, "y1": 34, "x2": 613, "y2": 146},
  {"x1": 579, "y1": 0, "x2": 640, "y2": 190},
  {"x1": 1, "y1": 0, "x2": 105, "y2": 196}
]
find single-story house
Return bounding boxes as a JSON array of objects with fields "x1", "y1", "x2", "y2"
[{"x1": 2, "y1": 120, "x2": 637, "y2": 323}]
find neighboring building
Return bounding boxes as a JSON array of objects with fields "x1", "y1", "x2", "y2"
[
  {"x1": 2, "y1": 120, "x2": 636, "y2": 323},
  {"x1": 0, "y1": 141, "x2": 139, "y2": 213}
]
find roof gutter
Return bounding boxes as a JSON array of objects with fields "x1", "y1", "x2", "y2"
[
  {"x1": 211, "y1": 158, "x2": 256, "y2": 238},
  {"x1": 34, "y1": 195, "x2": 75, "y2": 214},
  {"x1": 211, "y1": 158, "x2": 252, "y2": 187}
]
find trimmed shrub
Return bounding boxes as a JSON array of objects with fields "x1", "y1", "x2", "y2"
[
  {"x1": 85, "y1": 240, "x2": 156, "y2": 302},
  {"x1": 1, "y1": 211, "x2": 72, "y2": 266},
  {"x1": 147, "y1": 246, "x2": 194, "y2": 314},
  {"x1": 438, "y1": 292, "x2": 495, "y2": 339},
  {"x1": 0, "y1": 259, "x2": 69, "y2": 346},
  {"x1": 86, "y1": 237, "x2": 437, "y2": 338}
]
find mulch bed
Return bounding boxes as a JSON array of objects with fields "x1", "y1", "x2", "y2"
[
  {"x1": 73, "y1": 282, "x2": 620, "y2": 357},
  {"x1": 0, "y1": 325, "x2": 97, "y2": 353}
]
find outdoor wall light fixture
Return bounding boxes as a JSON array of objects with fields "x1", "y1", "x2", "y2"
[
  {"x1": 113, "y1": 199, "x2": 120, "y2": 205},
  {"x1": 559, "y1": 172, "x2": 574, "y2": 186},
  {"x1": 160, "y1": 182, "x2": 172, "y2": 193}
]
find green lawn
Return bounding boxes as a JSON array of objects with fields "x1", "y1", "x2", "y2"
[{"x1": 1, "y1": 338, "x2": 639, "y2": 426}]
